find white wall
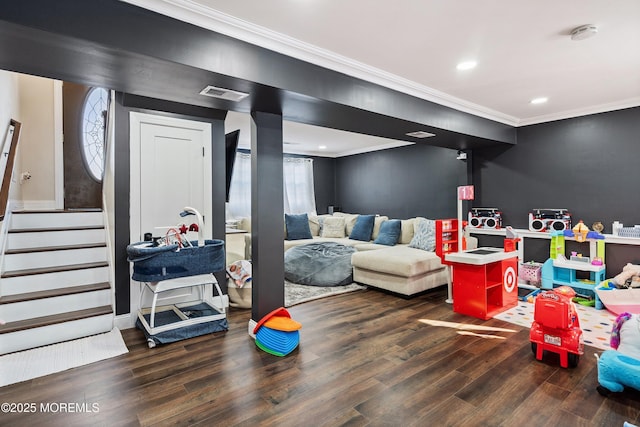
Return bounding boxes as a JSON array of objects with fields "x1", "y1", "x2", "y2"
[
  {"x1": 16, "y1": 74, "x2": 57, "y2": 209},
  {"x1": 0, "y1": 71, "x2": 21, "y2": 206}
]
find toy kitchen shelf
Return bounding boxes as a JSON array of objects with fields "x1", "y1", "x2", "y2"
[
  {"x1": 445, "y1": 247, "x2": 519, "y2": 320},
  {"x1": 541, "y1": 257, "x2": 606, "y2": 309},
  {"x1": 435, "y1": 218, "x2": 460, "y2": 263},
  {"x1": 469, "y1": 227, "x2": 640, "y2": 265}
]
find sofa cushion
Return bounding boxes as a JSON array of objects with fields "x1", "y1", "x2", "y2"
[
  {"x1": 372, "y1": 215, "x2": 389, "y2": 240},
  {"x1": 285, "y1": 213, "x2": 312, "y2": 240},
  {"x1": 350, "y1": 214, "x2": 375, "y2": 241},
  {"x1": 399, "y1": 218, "x2": 415, "y2": 244},
  {"x1": 409, "y1": 218, "x2": 436, "y2": 251},
  {"x1": 374, "y1": 219, "x2": 401, "y2": 246},
  {"x1": 321, "y1": 216, "x2": 346, "y2": 238},
  {"x1": 351, "y1": 246, "x2": 443, "y2": 278}
]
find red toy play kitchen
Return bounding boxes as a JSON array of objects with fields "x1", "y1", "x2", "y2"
[
  {"x1": 529, "y1": 286, "x2": 584, "y2": 368},
  {"x1": 445, "y1": 247, "x2": 519, "y2": 320}
]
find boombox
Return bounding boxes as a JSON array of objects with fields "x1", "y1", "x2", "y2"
[
  {"x1": 528, "y1": 209, "x2": 572, "y2": 232},
  {"x1": 468, "y1": 208, "x2": 502, "y2": 229}
]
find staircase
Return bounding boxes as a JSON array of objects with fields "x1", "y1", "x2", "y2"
[{"x1": 0, "y1": 210, "x2": 113, "y2": 355}]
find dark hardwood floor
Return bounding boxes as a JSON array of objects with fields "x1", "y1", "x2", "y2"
[{"x1": 1, "y1": 287, "x2": 639, "y2": 427}]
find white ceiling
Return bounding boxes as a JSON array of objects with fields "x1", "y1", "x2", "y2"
[{"x1": 127, "y1": 0, "x2": 640, "y2": 156}]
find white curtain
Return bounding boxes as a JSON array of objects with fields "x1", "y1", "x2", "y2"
[
  {"x1": 283, "y1": 157, "x2": 317, "y2": 215},
  {"x1": 227, "y1": 152, "x2": 251, "y2": 218},
  {"x1": 227, "y1": 153, "x2": 317, "y2": 218}
]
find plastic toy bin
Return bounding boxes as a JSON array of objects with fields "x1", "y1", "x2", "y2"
[
  {"x1": 126, "y1": 239, "x2": 225, "y2": 282},
  {"x1": 519, "y1": 262, "x2": 542, "y2": 286}
]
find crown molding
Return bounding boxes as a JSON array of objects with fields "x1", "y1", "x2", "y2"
[
  {"x1": 518, "y1": 97, "x2": 640, "y2": 127},
  {"x1": 122, "y1": 0, "x2": 520, "y2": 126},
  {"x1": 122, "y1": 0, "x2": 640, "y2": 129}
]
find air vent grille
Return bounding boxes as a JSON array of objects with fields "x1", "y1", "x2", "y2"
[
  {"x1": 405, "y1": 131, "x2": 436, "y2": 139},
  {"x1": 199, "y1": 86, "x2": 249, "y2": 102}
]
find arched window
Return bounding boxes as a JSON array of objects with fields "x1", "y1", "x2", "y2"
[{"x1": 81, "y1": 87, "x2": 108, "y2": 181}]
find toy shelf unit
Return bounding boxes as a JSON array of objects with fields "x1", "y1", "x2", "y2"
[
  {"x1": 446, "y1": 248, "x2": 519, "y2": 320},
  {"x1": 541, "y1": 257, "x2": 605, "y2": 309},
  {"x1": 435, "y1": 218, "x2": 461, "y2": 264}
]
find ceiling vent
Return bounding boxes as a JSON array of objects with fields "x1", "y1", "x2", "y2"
[
  {"x1": 570, "y1": 24, "x2": 598, "y2": 41},
  {"x1": 199, "y1": 85, "x2": 249, "y2": 102},
  {"x1": 405, "y1": 131, "x2": 436, "y2": 139}
]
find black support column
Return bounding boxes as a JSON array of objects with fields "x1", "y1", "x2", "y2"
[{"x1": 250, "y1": 111, "x2": 285, "y2": 324}]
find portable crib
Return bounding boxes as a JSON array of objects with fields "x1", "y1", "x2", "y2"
[{"x1": 126, "y1": 208, "x2": 228, "y2": 348}]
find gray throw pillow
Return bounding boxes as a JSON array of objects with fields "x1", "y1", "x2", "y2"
[{"x1": 409, "y1": 218, "x2": 436, "y2": 251}]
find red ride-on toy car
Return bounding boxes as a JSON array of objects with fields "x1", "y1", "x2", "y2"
[{"x1": 530, "y1": 286, "x2": 584, "y2": 368}]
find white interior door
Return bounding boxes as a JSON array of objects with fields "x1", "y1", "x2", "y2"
[{"x1": 129, "y1": 112, "x2": 213, "y2": 316}]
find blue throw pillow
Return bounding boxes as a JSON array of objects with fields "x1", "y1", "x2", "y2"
[
  {"x1": 374, "y1": 219, "x2": 401, "y2": 246},
  {"x1": 349, "y1": 214, "x2": 375, "y2": 241},
  {"x1": 285, "y1": 213, "x2": 312, "y2": 240}
]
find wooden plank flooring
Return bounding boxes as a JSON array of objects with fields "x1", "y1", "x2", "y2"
[{"x1": 1, "y1": 287, "x2": 639, "y2": 426}]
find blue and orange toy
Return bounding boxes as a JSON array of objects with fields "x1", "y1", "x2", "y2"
[
  {"x1": 253, "y1": 307, "x2": 302, "y2": 356},
  {"x1": 530, "y1": 286, "x2": 584, "y2": 368}
]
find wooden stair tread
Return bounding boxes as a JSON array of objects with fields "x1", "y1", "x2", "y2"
[
  {"x1": 5, "y1": 242, "x2": 107, "y2": 255},
  {"x1": 0, "y1": 282, "x2": 111, "y2": 305},
  {"x1": 8, "y1": 225, "x2": 104, "y2": 233},
  {"x1": 1, "y1": 261, "x2": 109, "y2": 278},
  {"x1": 0, "y1": 305, "x2": 113, "y2": 334},
  {"x1": 12, "y1": 209, "x2": 102, "y2": 214}
]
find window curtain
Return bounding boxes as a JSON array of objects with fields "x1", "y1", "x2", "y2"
[
  {"x1": 283, "y1": 157, "x2": 317, "y2": 215},
  {"x1": 227, "y1": 152, "x2": 251, "y2": 218},
  {"x1": 227, "y1": 153, "x2": 317, "y2": 218}
]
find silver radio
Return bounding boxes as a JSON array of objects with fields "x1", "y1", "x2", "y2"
[
  {"x1": 468, "y1": 208, "x2": 502, "y2": 229},
  {"x1": 528, "y1": 209, "x2": 572, "y2": 232}
]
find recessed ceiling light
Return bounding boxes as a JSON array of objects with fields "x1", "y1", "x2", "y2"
[
  {"x1": 530, "y1": 97, "x2": 548, "y2": 105},
  {"x1": 456, "y1": 61, "x2": 477, "y2": 71},
  {"x1": 318, "y1": 145, "x2": 327, "y2": 150},
  {"x1": 406, "y1": 131, "x2": 436, "y2": 139}
]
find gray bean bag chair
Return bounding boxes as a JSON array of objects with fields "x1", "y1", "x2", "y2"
[{"x1": 284, "y1": 242, "x2": 356, "y2": 287}]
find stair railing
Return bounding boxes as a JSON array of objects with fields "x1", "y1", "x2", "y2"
[{"x1": 0, "y1": 119, "x2": 21, "y2": 222}]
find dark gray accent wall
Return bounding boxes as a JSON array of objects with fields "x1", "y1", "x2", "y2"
[
  {"x1": 312, "y1": 157, "x2": 336, "y2": 215},
  {"x1": 335, "y1": 144, "x2": 468, "y2": 219},
  {"x1": 112, "y1": 94, "x2": 227, "y2": 315},
  {"x1": 473, "y1": 106, "x2": 640, "y2": 275}
]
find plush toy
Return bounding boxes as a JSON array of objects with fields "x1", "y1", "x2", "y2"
[
  {"x1": 596, "y1": 312, "x2": 640, "y2": 396},
  {"x1": 611, "y1": 263, "x2": 640, "y2": 289}
]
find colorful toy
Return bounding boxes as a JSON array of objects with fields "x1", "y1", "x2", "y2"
[
  {"x1": 253, "y1": 307, "x2": 302, "y2": 356},
  {"x1": 596, "y1": 313, "x2": 640, "y2": 396},
  {"x1": 611, "y1": 263, "x2": 640, "y2": 289},
  {"x1": 530, "y1": 286, "x2": 584, "y2": 368}
]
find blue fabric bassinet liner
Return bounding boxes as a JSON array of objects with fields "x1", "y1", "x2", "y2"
[
  {"x1": 256, "y1": 326, "x2": 300, "y2": 355},
  {"x1": 127, "y1": 239, "x2": 225, "y2": 282},
  {"x1": 135, "y1": 302, "x2": 228, "y2": 345}
]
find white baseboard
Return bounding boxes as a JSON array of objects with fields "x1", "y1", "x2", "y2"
[{"x1": 114, "y1": 313, "x2": 135, "y2": 330}]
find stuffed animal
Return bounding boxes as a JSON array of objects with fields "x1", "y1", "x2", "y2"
[
  {"x1": 596, "y1": 312, "x2": 640, "y2": 396},
  {"x1": 611, "y1": 263, "x2": 640, "y2": 288}
]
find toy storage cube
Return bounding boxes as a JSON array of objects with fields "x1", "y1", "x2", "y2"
[{"x1": 519, "y1": 262, "x2": 542, "y2": 286}]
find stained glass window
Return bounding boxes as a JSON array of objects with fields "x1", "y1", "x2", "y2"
[{"x1": 81, "y1": 87, "x2": 108, "y2": 181}]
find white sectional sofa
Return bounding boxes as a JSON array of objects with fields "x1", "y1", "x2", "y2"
[{"x1": 273, "y1": 212, "x2": 462, "y2": 297}]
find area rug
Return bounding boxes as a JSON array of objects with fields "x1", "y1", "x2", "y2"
[
  {"x1": 0, "y1": 328, "x2": 129, "y2": 387},
  {"x1": 285, "y1": 281, "x2": 367, "y2": 307},
  {"x1": 494, "y1": 300, "x2": 617, "y2": 351}
]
